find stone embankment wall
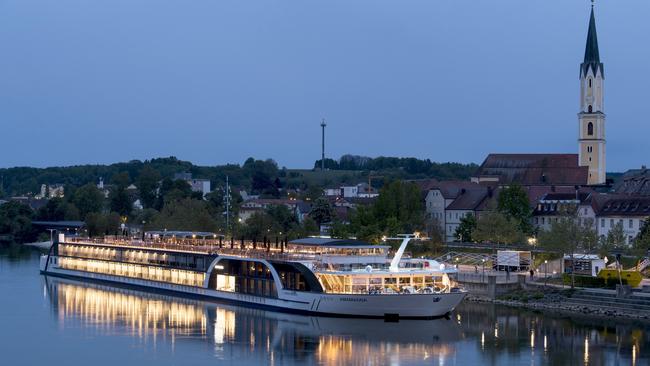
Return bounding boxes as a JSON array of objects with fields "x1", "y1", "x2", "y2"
[{"x1": 457, "y1": 273, "x2": 527, "y2": 299}]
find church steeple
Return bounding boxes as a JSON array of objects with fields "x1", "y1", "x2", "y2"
[
  {"x1": 581, "y1": 6, "x2": 604, "y2": 78},
  {"x1": 578, "y1": 3, "x2": 606, "y2": 185}
]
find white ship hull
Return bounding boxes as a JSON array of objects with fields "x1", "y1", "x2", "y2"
[{"x1": 41, "y1": 256, "x2": 465, "y2": 319}]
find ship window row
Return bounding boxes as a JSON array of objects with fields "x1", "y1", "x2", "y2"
[
  {"x1": 317, "y1": 274, "x2": 451, "y2": 294},
  {"x1": 58, "y1": 244, "x2": 209, "y2": 271},
  {"x1": 58, "y1": 257, "x2": 205, "y2": 287},
  {"x1": 286, "y1": 246, "x2": 387, "y2": 257}
]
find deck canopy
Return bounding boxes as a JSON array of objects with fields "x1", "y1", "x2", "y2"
[
  {"x1": 289, "y1": 237, "x2": 389, "y2": 249},
  {"x1": 145, "y1": 231, "x2": 223, "y2": 239}
]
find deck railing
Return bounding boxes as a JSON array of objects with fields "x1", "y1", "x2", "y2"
[{"x1": 62, "y1": 237, "x2": 457, "y2": 271}]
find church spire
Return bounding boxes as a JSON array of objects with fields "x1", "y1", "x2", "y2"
[
  {"x1": 581, "y1": 4, "x2": 604, "y2": 77},
  {"x1": 577, "y1": 1, "x2": 606, "y2": 185}
]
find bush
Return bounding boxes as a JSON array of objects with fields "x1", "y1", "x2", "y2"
[
  {"x1": 531, "y1": 292, "x2": 544, "y2": 300},
  {"x1": 561, "y1": 274, "x2": 627, "y2": 289}
]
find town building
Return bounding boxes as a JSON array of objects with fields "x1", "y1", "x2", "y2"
[
  {"x1": 238, "y1": 198, "x2": 311, "y2": 224},
  {"x1": 443, "y1": 186, "x2": 492, "y2": 242},
  {"x1": 174, "y1": 172, "x2": 211, "y2": 197},
  {"x1": 35, "y1": 184, "x2": 65, "y2": 199},
  {"x1": 323, "y1": 183, "x2": 379, "y2": 199},
  {"x1": 423, "y1": 181, "x2": 493, "y2": 241},
  {"x1": 240, "y1": 190, "x2": 260, "y2": 202},
  {"x1": 532, "y1": 191, "x2": 593, "y2": 232},
  {"x1": 589, "y1": 194, "x2": 650, "y2": 245},
  {"x1": 613, "y1": 167, "x2": 650, "y2": 195}
]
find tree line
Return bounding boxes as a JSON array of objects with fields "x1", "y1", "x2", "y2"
[{"x1": 314, "y1": 154, "x2": 478, "y2": 180}]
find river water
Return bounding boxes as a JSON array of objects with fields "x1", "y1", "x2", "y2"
[{"x1": 0, "y1": 244, "x2": 648, "y2": 366}]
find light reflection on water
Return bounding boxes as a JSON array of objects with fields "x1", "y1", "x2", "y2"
[
  {"x1": 46, "y1": 277, "x2": 461, "y2": 365},
  {"x1": 44, "y1": 275, "x2": 650, "y2": 366},
  {"x1": 1, "y1": 247, "x2": 649, "y2": 365}
]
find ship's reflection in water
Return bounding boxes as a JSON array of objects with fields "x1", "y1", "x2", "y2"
[{"x1": 46, "y1": 277, "x2": 650, "y2": 365}]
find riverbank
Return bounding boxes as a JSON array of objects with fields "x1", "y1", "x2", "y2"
[{"x1": 466, "y1": 287, "x2": 650, "y2": 322}]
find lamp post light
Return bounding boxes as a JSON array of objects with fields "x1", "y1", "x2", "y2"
[
  {"x1": 47, "y1": 229, "x2": 56, "y2": 245},
  {"x1": 544, "y1": 260, "x2": 548, "y2": 288}
]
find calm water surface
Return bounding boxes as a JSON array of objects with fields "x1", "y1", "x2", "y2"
[{"x1": 0, "y1": 244, "x2": 648, "y2": 366}]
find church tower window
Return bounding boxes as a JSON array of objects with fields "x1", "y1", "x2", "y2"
[
  {"x1": 588, "y1": 105, "x2": 592, "y2": 113},
  {"x1": 587, "y1": 122, "x2": 594, "y2": 135}
]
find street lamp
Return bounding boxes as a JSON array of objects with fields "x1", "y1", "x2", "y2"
[
  {"x1": 47, "y1": 229, "x2": 56, "y2": 245},
  {"x1": 544, "y1": 260, "x2": 548, "y2": 287}
]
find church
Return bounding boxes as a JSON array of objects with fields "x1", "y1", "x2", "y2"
[{"x1": 473, "y1": 5, "x2": 606, "y2": 187}]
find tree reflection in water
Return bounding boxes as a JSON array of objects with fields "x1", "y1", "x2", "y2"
[{"x1": 45, "y1": 277, "x2": 650, "y2": 365}]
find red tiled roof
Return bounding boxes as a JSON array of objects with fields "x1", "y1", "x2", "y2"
[
  {"x1": 475, "y1": 154, "x2": 588, "y2": 186},
  {"x1": 429, "y1": 180, "x2": 482, "y2": 199},
  {"x1": 590, "y1": 194, "x2": 650, "y2": 216},
  {"x1": 446, "y1": 187, "x2": 490, "y2": 211}
]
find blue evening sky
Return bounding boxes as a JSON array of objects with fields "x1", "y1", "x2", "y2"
[{"x1": 0, "y1": 1, "x2": 648, "y2": 171}]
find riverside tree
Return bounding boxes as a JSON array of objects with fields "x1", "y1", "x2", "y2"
[
  {"x1": 633, "y1": 217, "x2": 650, "y2": 255},
  {"x1": 0, "y1": 201, "x2": 36, "y2": 242},
  {"x1": 110, "y1": 172, "x2": 133, "y2": 216},
  {"x1": 309, "y1": 197, "x2": 333, "y2": 227},
  {"x1": 599, "y1": 221, "x2": 626, "y2": 255},
  {"x1": 136, "y1": 166, "x2": 161, "y2": 209},
  {"x1": 497, "y1": 183, "x2": 532, "y2": 234},
  {"x1": 473, "y1": 211, "x2": 520, "y2": 244},
  {"x1": 150, "y1": 198, "x2": 219, "y2": 233},
  {"x1": 538, "y1": 208, "x2": 597, "y2": 288},
  {"x1": 71, "y1": 183, "x2": 105, "y2": 220},
  {"x1": 372, "y1": 180, "x2": 424, "y2": 234},
  {"x1": 454, "y1": 214, "x2": 476, "y2": 242}
]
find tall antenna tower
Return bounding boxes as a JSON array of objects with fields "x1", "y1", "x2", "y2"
[{"x1": 320, "y1": 118, "x2": 327, "y2": 171}]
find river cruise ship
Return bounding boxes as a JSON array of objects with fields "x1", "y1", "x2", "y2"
[{"x1": 40, "y1": 232, "x2": 466, "y2": 319}]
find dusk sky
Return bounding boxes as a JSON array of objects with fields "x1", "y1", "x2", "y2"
[{"x1": 1, "y1": 1, "x2": 648, "y2": 171}]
